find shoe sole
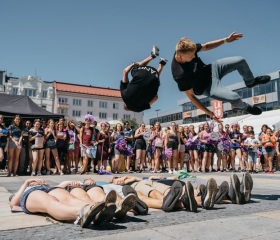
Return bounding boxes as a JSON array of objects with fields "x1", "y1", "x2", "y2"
[
  {"x1": 122, "y1": 185, "x2": 148, "y2": 215},
  {"x1": 162, "y1": 181, "x2": 182, "y2": 212},
  {"x1": 105, "y1": 190, "x2": 117, "y2": 204},
  {"x1": 114, "y1": 194, "x2": 137, "y2": 219},
  {"x1": 80, "y1": 202, "x2": 106, "y2": 228},
  {"x1": 215, "y1": 181, "x2": 229, "y2": 204},
  {"x1": 185, "y1": 181, "x2": 197, "y2": 212},
  {"x1": 203, "y1": 178, "x2": 218, "y2": 209},
  {"x1": 231, "y1": 174, "x2": 241, "y2": 204},
  {"x1": 243, "y1": 173, "x2": 251, "y2": 203},
  {"x1": 94, "y1": 203, "x2": 116, "y2": 225}
]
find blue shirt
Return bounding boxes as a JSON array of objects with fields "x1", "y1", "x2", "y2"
[
  {"x1": 8, "y1": 124, "x2": 23, "y2": 139},
  {"x1": 123, "y1": 128, "x2": 133, "y2": 145}
]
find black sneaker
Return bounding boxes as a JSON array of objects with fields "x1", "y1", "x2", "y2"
[
  {"x1": 122, "y1": 185, "x2": 148, "y2": 215},
  {"x1": 151, "y1": 45, "x2": 159, "y2": 58},
  {"x1": 162, "y1": 181, "x2": 182, "y2": 212},
  {"x1": 181, "y1": 181, "x2": 197, "y2": 212},
  {"x1": 202, "y1": 178, "x2": 218, "y2": 209},
  {"x1": 114, "y1": 194, "x2": 136, "y2": 219},
  {"x1": 244, "y1": 105, "x2": 262, "y2": 115},
  {"x1": 246, "y1": 75, "x2": 271, "y2": 88},
  {"x1": 159, "y1": 58, "x2": 168, "y2": 66},
  {"x1": 228, "y1": 174, "x2": 241, "y2": 204},
  {"x1": 215, "y1": 181, "x2": 229, "y2": 204}
]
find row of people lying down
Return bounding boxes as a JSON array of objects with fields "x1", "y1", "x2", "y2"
[{"x1": 9, "y1": 173, "x2": 253, "y2": 228}]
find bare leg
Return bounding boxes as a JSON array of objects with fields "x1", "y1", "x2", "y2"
[
  {"x1": 70, "y1": 188, "x2": 94, "y2": 204},
  {"x1": 86, "y1": 187, "x2": 106, "y2": 203},
  {"x1": 137, "y1": 191, "x2": 162, "y2": 209}
]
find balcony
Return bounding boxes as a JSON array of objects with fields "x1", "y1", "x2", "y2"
[{"x1": 57, "y1": 103, "x2": 69, "y2": 109}]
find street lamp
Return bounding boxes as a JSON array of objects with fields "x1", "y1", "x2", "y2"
[{"x1": 155, "y1": 109, "x2": 160, "y2": 122}]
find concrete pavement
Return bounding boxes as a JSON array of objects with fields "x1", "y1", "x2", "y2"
[{"x1": 0, "y1": 171, "x2": 279, "y2": 239}]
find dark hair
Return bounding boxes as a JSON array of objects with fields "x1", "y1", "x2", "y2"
[{"x1": 248, "y1": 130, "x2": 255, "y2": 135}]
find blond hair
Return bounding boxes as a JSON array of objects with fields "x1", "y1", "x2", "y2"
[{"x1": 176, "y1": 37, "x2": 196, "y2": 53}]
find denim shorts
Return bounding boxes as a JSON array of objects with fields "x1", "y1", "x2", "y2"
[
  {"x1": 248, "y1": 151, "x2": 257, "y2": 164},
  {"x1": 20, "y1": 185, "x2": 50, "y2": 214}
]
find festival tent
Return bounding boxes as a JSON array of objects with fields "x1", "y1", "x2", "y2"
[{"x1": 0, "y1": 93, "x2": 63, "y2": 123}]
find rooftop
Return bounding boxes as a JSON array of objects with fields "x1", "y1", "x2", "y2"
[{"x1": 54, "y1": 81, "x2": 121, "y2": 98}]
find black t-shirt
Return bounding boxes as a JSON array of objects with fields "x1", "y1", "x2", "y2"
[
  {"x1": 120, "y1": 66, "x2": 160, "y2": 112},
  {"x1": 171, "y1": 43, "x2": 212, "y2": 95}
]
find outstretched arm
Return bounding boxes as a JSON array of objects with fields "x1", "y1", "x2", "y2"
[
  {"x1": 200, "y1": 32, "x2": 243, "y2": 51},
  {"x1": 122, "y1": 63, "x2": 135, "y2": 83},
  {"x1": 149, "y1": 95, "x2": 158, "y2": 107},
  {"x1": 185, "y1": 89, "x2": 222, "y2": 123}
]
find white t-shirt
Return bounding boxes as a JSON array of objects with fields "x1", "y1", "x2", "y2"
[{"x1": 244, "y1": 137, "x2": 260, "y2": 152}]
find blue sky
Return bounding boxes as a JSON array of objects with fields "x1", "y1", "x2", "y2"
[{"x1": 1, "y1": 0, "x2": 279, "y2": 117}]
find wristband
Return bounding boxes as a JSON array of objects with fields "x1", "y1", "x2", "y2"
[{"x1": 224, "y1": 38, "x2": 227, "y2": 44}]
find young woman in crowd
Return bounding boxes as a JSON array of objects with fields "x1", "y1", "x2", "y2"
[
  {"x1": 56, "y1": 122, "x2": 68, "y2": 174},
  {"x1": 241, "y1": 125, "x2": 249, "y2": 171},
  {"x1": 165, "y1": 122, "x2": 179, "y2": 174},
  {"x1": 178, "y1": 126, "x2": 187, "y2": 170},
  {"x1": 7, "y1": 115, "x2": 24, "y2": 177},
  {"x1": 275, "y1": 129, "x2": 280, "y2": 171},
  {"x1": 216, "y1": 123, "x2": 230, "y2": 172},
  {"x1": 96, "y1": 122, "x2": 111, "y2": 171},
  {"x1": 44, "y1": 119, "x2": 63, "y2": 175},
  {"x1": 261, "y1": 127, "x2": 276, "y2": 173},
  {"x1": 152, "y1": 122, "x2": 163, "y2": 173},
  {"x1": 188, "y1": 125, "x2": 199, "y2": 172},
  {"x1": 0, "y1": 114, "x2": 7, "y2": 165},
  {"x1": 67, "y1": 120, "x2": 81, "y2": 174},
  {"x1": 29, "y1": 119, "x2": 45, "y2": 176},
  {"x1": 228, "y1": 123, "x2": 242, "y2": 172},
  {"x1": 199, "y1": 122, "x2": 215, "y2": 173},
  {"x1": 111, "y1": 123, "x2": 124, "y2": 173},
  {"x1": 79, "y1": 116, "x2": 95, "y2": 174},
  {"x1": 134, "y1": 123, "x2": 147, "y2": 172}
]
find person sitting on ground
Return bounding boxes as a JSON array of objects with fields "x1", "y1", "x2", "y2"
[
  {"x1": 120, "y1": 45, "x2": 167, "y2": 112},
  {"x1": 8, "y1": 179, "x2": 116, "y2": 228}
]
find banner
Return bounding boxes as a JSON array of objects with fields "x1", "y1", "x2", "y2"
[
  {"x1": 212, "y1": 100, "x2": 223, "y2": 118},
  {"x1": 183, "y1": 111, "x2": 192, "y2": 119},
  {"x1": 252, "y1": 95, "x2": 266, "y2": 104}
]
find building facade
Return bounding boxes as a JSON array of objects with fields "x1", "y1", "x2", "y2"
[
  {"x1": 145, "y1": 70, "x2": 280, "y2": 126},
  {"x1": 53, "y1": 81, "x2": 144, "y2": 123},
  {"x1": 3, "y1": 75, "x2": 54, "y2": 112}
]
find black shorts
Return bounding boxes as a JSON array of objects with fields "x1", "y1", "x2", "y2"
[
  {"x1": 167, "y1": 141, "x2": 178, "y2": 150},
  {"x1": 201, "y1": 144, "x2": 216, "y2": 153},
  {"x1": 135, "y1": 139, "x2": 146, "y2": 150}
]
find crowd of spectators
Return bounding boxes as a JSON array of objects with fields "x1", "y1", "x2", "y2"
[{"x1": 0, "y1": 113, "x2": 280, "y2": 177}]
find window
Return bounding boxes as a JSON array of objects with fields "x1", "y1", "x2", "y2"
[
  {"x1": 123, "y1": 114, "x2": 130, "y2": 120},
  {"x1": 12, "y1": 88, "x2": 18, "y2": 95},
  {"x1": 73, "y1": 99, "x2": 82, "y2": 106},
  {"x1": 99, "y1": 101, "x2": 107, "y2": 108},
  {"x1": 99, "y1": 112, "x2": 107, "y2": 119},
  {"x1": 58, "y1": 97, "x2": 68, "y2": 104},
  {"x1": 113, "y1": 113, "x2": 118, "y2": 120},
  {"x1": 87, "y1": 111, "x2": 93, "y2": 115},
  {"x1": 88, "y1": 100, "x2": 93, "y2": 107},
  {"x1": 42, "y1": 90, "x2": 48, "y2": 98},
  {"x1": 24, "y1": 89, "x2": 36, "y2": 97},
  {"x1": 72, "y1": 110, "x2": 81, "y2": 117},
  {"x1": 58, "y1": 109, "x2": 67, "y2": 114},
  {"x1": 113, "y1": 103, "x2": 119, "y2": 109}
]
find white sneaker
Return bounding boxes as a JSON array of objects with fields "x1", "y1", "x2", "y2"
[
  {"x1": 168, "y1": 170, "x2": 173, "y2": 174},
  {"x1": 60, "y1": 171, "x2": 64, "y2": 175},
  {"x1": 37, "y1": 171, "x2": 41, "y2": 176},
  {"x1": 159, "y1": 58, "x2": 168, "y2": 66},
  {"x1": 151, "y1": 45, "x2": 159, "y2": 58},
  {"x1": 31, "y1": 171, "x2": 36, "y2": 176}
]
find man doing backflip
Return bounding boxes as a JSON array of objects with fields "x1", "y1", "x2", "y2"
[
  {"x1": 120, "y1": 46, "x2": 167, "y2": 112},
  {"x1": 171, "y1": 32, "x2": 271, "y2": 122}
]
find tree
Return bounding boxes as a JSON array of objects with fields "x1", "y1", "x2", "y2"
[{"x1": 121, "y1": 118, "x2": 139, "y2": 129}]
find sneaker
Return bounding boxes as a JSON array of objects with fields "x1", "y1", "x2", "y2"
[
  {"x1": 215, "y1": 181, "x2": 229, "y2": 204},
  {"x1": 162, "y1": 181, "x2": 183, "y2": 212},
  {"x1": 168, "y1": 170, "x2": 173, "y2": 174},
  {"x1": 181, "y1": 181, "x2": 197, "y2": 212},
  {"x1": 151, "y1": 45, "x2": 159, "y2": 58},
  {"x1": 104, "y1": 190, "x2": 117, "y2": 204},
  {"x1": 60, "y1": 171, "x2": 64, "y2": 175},
  {"x1": 240, "y1": 172, "x2": 252, "y2": 203},
  {"x1": 46, "y1": 170, "x2": 51, "y2": 175},
  {"x1": 122, "y1": 185, "x2": 149, "y2": 215},
  {"x1": 37, "y1": 171, "x2": 41, "y2": 176},
  {"x1": 159, "y1": 58, "x2": 168, "y2": 66},
  {"x1": 31, "y1": 171, "x2": 36, "y2": 176},
  {"x1": 228, "y1": 174, "x2": 241, "y2": 204},
  {"x1": 94, "y1": 203, "x2": 117, "y2": 226},
  {"x1": 246, "y1": 75, "x2": 271, "y2": 88},
  {"x1": 244, "y1": 105, "x2": 262, "y2": 115},
  {"x1": 201, "y1": 178, "x2": 218, "y2": 209},
  {"x1": 114, "y1": 194, "x2": 136, "y2": 219}
]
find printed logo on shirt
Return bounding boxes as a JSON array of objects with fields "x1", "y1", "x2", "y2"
[{"x1": 138, "y1": 67, "x2": 159, "y2": 78}]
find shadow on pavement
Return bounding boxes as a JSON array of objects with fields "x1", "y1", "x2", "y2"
[
  {"x1": 251, "y1": 194, "x2": 280, "y2": 201},
  {"x1": 90, "y1": 222, "x2": 127, "y2": 231}
]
